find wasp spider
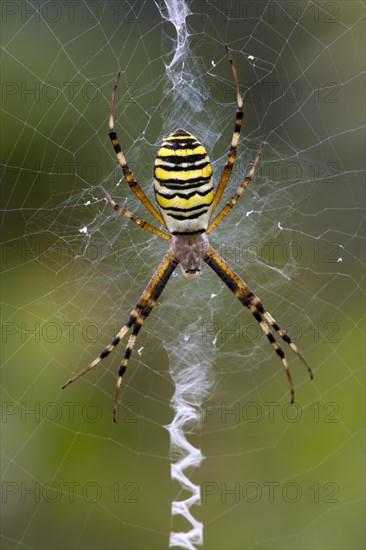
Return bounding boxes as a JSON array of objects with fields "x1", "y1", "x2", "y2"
[{"x1": 62, "y1": 46, "x2": 313, "y2": 421}]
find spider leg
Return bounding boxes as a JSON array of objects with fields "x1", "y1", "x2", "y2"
[
  {"x1": 206, "y1": 142, "x2": 264, "y2": 235},
  {"x1": 113, "y1": 255, "x2": 179, "y2": 421},
  {"x1": 62, "y1": 249, "x2": 178, "y2": 391},
  {"x1": 112, "y1": 299, "x2": 158, "y2": 422},
  {"x1": 204, "y1": 245, "x2": 312, "y2": 401},
  {"x1": 211, "y1": 45, "x2": 244, "y2": 213},
  {"x1": 243, "y1": 293, "x2": 312, "y2": 379},
  {"x1": 100, "y1": 185, "x2": 170, "y2": 241},
  {"x1": 108, "y1": 71, "x2": 166, "y2": 227}
]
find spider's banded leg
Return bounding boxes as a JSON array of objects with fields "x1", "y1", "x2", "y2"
[
  {"x1": 209, "y1": 246, "x2": 313, "y2": 379},
  {"x1": 108, "y1": 71, "x2": 165, "y2": 227},
  {"x1": 204, "y1": 246, "x2": 294, "y2": 401},
  {"x1": 206, "y1": 142, "x2": 264, "y2": 235},
  {"x1": 238, "y1": 289, "x2": 313, "y2": 380},
  {"x1": 211, "y1": 45, "x2": 244, "y2": 213},
  {"x1": 62, "y1": 249, "x2": 178, "y2": 391},
  {"x1": 204, "y1": 245, "x2": 312, "y2": 401},
  {"x1": 100, "y1": 186, "x2": 170, "y2": 241},
  {"x1": 113, "y1": 256, "x2": 179, "y2": 421},
  {"x1": 262, "y1": 310, "x2": 314, "y2": 380},
  {"x1": 248, "y1": 300, "x2": 295, "y2": 402},
  {"x1": 112, "y1": 299, "x2": 158, "y2": 422}
]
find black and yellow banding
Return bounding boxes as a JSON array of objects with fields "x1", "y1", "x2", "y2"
[
  {"x1": 63, "y1": 47, "x2": 312, "y2": 421},
  {"x1": 211, "y1": 45, "x2": 244, "y2": 214},
  {"x1": 207, "y1": 142, "x2": 265, "y2": 235},
  {"x1": 112, "y1": 254, "x2": 179, "y2": 421},
  {"x1": 204, "y1": 245, "x2": 312, "y2": 402},
  {"x1": 154, "y1": 129, "x2": 214, "y2": 235},
  {"x1": 108, "y1": 70, "x2": 165, "y2": 227},
  {"x1": 229, "y1": 271, "x2": 313, "y2": 380},
  {"x1": 62, "y1": 250, "x2": 178, "y2": 395}
]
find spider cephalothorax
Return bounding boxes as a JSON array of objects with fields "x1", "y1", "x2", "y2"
[
  {"x1": 62, "y1": 46, "x2": 313, "y2": 421},
  {"x1": 170, "y1": 233, "x2": 209, "y2": 276}
]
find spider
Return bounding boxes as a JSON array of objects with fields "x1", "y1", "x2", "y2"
[{"x1": 62, "y1": 46, "x2": 313, "y2": 422}]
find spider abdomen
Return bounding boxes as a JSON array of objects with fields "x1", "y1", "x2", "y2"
[{"x1": 154, "y1": 129, "x2": 213, "y2": 235}]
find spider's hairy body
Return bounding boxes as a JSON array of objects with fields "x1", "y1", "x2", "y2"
[
  {"x1": 154, "y1": 128, "x2": 214, "y2": 236},
  {"x1": 62, "y1": 46, "x2": 313, "y2": 422},
  {"x1": 171, "y1": 233, "x2": 208, "y2": 275}
]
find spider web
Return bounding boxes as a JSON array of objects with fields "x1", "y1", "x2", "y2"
[{"x1": 1, "y1": 1, "x2": 365, "y2": 549}]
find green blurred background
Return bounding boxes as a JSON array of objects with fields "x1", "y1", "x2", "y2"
[{"x1": 1, "y1": 1, "x2": 364, "y2": 549}]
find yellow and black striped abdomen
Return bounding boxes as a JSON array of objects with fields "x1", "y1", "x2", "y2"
[{"x1": 154, "y1": 129, "x2": 214, "y2": 235}]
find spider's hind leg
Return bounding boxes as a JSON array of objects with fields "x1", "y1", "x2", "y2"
[
  {"x1": 113, "y1": 298, "x2": 157, "y2": 422},
  {"x1": 243, "y1": 293, "x2": 313, "y2": 380},
  {"x1": 61, "y1": 319, "x2": 134, "y2": 390},
  {"x1": 204, "y1": 245, "x2": 312, "y2": 401},
  {"x1": 62, "y1": 250, "x2": 179, "y2": 396},
  {"x1": 112, "y1": 255, "x2": 179, "y2": 421}
]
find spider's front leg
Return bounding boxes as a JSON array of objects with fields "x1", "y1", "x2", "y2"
[{"x1": 108, "y1": 70, "x2": 165, "y2": 227}]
